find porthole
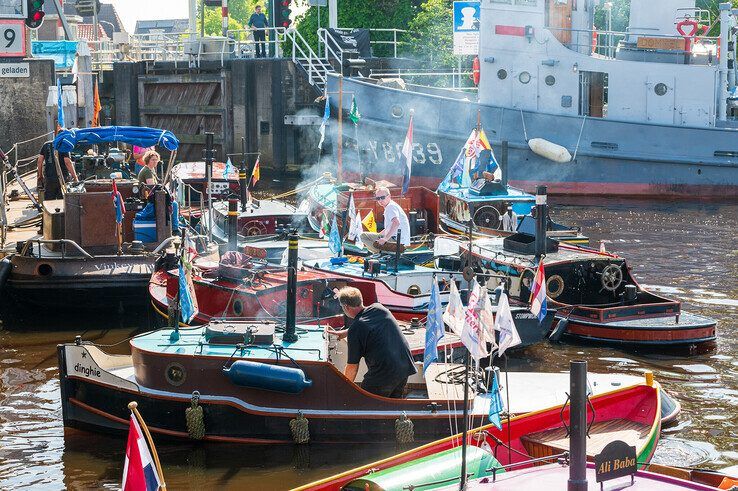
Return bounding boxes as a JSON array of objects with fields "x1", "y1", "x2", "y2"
[
  {"x1": 165, "y1": 362, "x2": 187, "y2": 387},
  {"x1": 497, "y1": 69, "x2": 508, "y2": 80},
  {"x1": 518, "y1": 71, "x2": 531, "y2": 84},
  {"x1": 654, "y1": 83, "x2": 668, "y2": 96},
  {"x1": 545, "y1": 75, "x2": 556, "y2": 86},
  {"x1": 391, "y1": 105, "x2": 404, "y2": 118},
  {"x1": 37, "y1": 263, "x2": 53, "y2": 276},
  {"x1": 233, "y1": 299, "x2": 243, "y2": 316},
  {"x1": 407, "y1": 285, "x2": 422, "y2": 295}
]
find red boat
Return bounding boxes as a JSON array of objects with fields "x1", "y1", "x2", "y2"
[{"x1": 294, "y1": 375, "x2": 662, "y2": 491}]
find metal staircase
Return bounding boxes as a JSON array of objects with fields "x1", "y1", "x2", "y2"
[{"x1": 285, "y1": 29, "x2": 337, "y2": 92}]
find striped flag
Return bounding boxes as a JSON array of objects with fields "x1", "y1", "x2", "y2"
[
  {"x1": 400, "y1": 114, "x2": 413, "y2": 195},
  {"x1": 122, "y1": 414, "x2": 162, "y2": 491},
  {"x1": 529, "y1": 261, "x2": 548, "y2": 324}
]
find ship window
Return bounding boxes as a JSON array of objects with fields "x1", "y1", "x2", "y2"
[
  {"x1": 165, "y1": 363, "x2": 187, "y2": 387},
  {"x1": 497, "y1": 69, "x2": 508, "y2": 80},
  {"x1": 391, "y1": 105, "x2": 404, "y2": 118},
  {"x1": 545, "y1": 75, "x2": 556, "y2": 86},
  {"x1": 654, "y1": 83, "x2": 668, "y2": 96},
  {"x1": 515, "y1": 0, "x2": 537, "y2": 5},
  {"x1": 518, "y1": 71, "x2": 531, "y2": 84}
]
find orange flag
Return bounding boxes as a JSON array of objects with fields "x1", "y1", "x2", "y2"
[{"x1": 92, "y1": 83, "x2": 101, "y2": 127}]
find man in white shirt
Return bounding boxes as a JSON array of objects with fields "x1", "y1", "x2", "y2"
[{"x1": 360, "y1": 186, "x2": 411, "y2": 254}]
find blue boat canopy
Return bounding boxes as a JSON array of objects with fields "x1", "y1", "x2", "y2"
[{"x1": 54, "y1": 126, "x2": 180, "y2": 153}]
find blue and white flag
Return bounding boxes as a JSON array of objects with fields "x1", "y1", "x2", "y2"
[
  {"x1": 437, "y1": 148, "x2": 466, "y2": 192},
  {"x1": 178, "y1": 259, "x2": 198, "y2": 324},
  {"x1": 423, "y1": 280, "x2": 445, "y2": 373},
  {"x1": 224, "y1": 157, "x2": 235, "y2": 177},
  {"x1": 488, "y1": 370, "x2": 504, "y2": 430},
  {"x1": 318, "y1": 96, "x2": 330, "y2": 149},
  {"x1": 328, "y1": 215, "x2": 342, "y2": 256},
  {"x1": 56, "y1": 78, "x2": 65, "y2": 129}
]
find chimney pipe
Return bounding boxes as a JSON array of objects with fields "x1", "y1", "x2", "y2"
[
  {"x1": 283, "y1": 230, "x2": 299, "y2": 342},
  {"x1": 227, "y1": 197, "x2": 238, "y2": 251},
  {"x1": 534, "y1": 185, "x2": 547, "y2": 257},
  {"x1": 568, "y1": 360, "x2": 588, "y2": 491},
  {"x1": 239, "y1": 137, "x2": 249, "y2": 210}
]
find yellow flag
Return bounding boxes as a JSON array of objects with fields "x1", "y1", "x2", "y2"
[{"x1": 362, "y1": 210, "x2": 377, "y2": 233}]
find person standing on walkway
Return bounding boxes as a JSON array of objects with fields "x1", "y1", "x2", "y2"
[
  {"x1": 36, "y1": 139, "x2": 78, "y2": 201},
  {"x1": 248, "y1": 5, "x2": 269, "y2": 58}
]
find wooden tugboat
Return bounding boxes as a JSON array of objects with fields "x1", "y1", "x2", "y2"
[
  {"x1": 295, "y1": 362, "x2": 663, "y2": 491},
  {"x1": 59, "y1": 234, "x2": 491, "y2": 444},
  {"x1": 1, "y1": 126, "x2": 215, "y2": 315},
  {"x1": 463, "y1": 187, "x2": 717, "y2": 349}
]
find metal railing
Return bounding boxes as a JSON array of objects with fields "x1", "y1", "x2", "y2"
[
  {"x1": 547, "y1": 26, "x2": 719, "y2": 62},
  {"x1": 368, "y1": 68, "x2": 478, "y2": 92}
]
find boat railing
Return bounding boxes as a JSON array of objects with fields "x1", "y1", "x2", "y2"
[
  {"x1": 487, "y1": 452, "x2": 570, "y2": 482},
  {"x1": 367, "y1": 68, "x2": 478, "y2": 92},
  {"x1": 21, "y1": 239, "x2": 94, "y2": 259},
  {"x1": 546, "y1": 26, "x2": 719, "y2": 61}
]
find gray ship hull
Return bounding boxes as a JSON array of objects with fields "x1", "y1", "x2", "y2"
[{"x1": 329, "y1": 75, "x2": 738, "y2": 198}]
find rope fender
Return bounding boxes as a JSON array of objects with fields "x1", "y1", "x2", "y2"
[
  {"x1": 395, "y1": 412, "x2": 414, "y2": 444},
  {"x1": 290, "y1": 411, "x2": 310, "y2": 444},
  {"x1": 185, "y1": 391, "x2": 206, "y2": 440}
]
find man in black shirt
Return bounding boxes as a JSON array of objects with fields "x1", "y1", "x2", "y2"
[
  {"x1": 36, "y1": 141, "x2": 78, "y2": 200},
  {"x1": 248, "y1": 5, "x2": 268, "y2": 58},
  {"x1": 327, "y1": 287, "x2": 417, "y2": 398}
]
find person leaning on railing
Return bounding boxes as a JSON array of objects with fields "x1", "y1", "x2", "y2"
[
  {"x1": 248, "y1": 5, "x2": 269, "y2": 58},
  {"x1": 37, "y1": 137, "x2": 78, "y2": 201}
]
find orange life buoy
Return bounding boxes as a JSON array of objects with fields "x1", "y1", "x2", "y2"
[{"x1": 472, "y1": 56, "x2": 480, "y2": 86}]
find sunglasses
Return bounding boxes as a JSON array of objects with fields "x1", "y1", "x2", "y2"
[{"x1": 374, "y1": 195, "x2": 389, "y2": 201}]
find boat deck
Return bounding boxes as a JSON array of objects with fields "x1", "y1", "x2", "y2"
[
  {"x1": 1, "y1": 173, "x2": 41, "y2": 258},
  {"x1": 467, "y1": 237, "x2": 616, "y2": 265},
  {"x1": 582, "y1": 311, "x2": 715, "y2": 329},
  {"x1": 522, "y1": 419, "x2": 651, "y2": 456},
  {"x1": 131, "y1": 325, "x2": 329, "y2": 362}
]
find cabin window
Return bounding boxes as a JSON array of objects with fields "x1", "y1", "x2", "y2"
[
  {"x1": 654, "y1": 83, "x2": 668, "y2": 96},
  {"x1": 391, "y1": 105, "x2": 404, "y2": 118},
  {"x1": 491, "y1": 0, "x2": 512, "y2": 4},
  {"x1": 518, "y1": 71, "x2": 532, "y2": 84},
  {"x1": 497, "y1": 69, "x2": 508, "y2": 80},
  {"x1": 545, "y1": 75, "x2": 556, "y2": 86},
  {"x1": 578, "y1": 71, "x2": 608, "y2": 117},
  {"x1": 515, "y1": 0, "x2": 538, "y2": 6}
]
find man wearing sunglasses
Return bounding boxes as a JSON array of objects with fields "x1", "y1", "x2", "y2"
[{"x1": 360, "y1": 186, "x2": 411, "y2": 254}]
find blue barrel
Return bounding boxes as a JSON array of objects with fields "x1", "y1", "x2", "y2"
[{"x1": 223, "y1": 360, "x2": 312, "y2": 394}]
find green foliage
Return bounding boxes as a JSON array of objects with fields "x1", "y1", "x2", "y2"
[
  {"x1": 199, "y1": 8, "x2": 245, "y2": 36},
  {"x1": 294, "y1": 0, "x2": 417, "y2": 57},
  {"x1": 198, "y1": 0, "x2": 262, "y2": 36},
  {"x1": 404, "y1": 0, "x2": 455, "y2": 67}
]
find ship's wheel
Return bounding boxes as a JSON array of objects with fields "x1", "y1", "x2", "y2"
[
  {"x1": 241, "y1": 220, "x2": 268, "y2": 236},
  {"x1": 473, "y1": 206, "x2": 501, "y2": 230},
  {"x1": 600, "y1": 264, "x2": 623, "y2": 292}
]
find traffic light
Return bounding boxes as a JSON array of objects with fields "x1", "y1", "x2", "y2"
[
  {"x1": 25, "y1": 0, "x2": 45, "y2": 29},
  {"x1": 278, "y1": 0, "x2": 292, "y2": 28},
  {"x1": 74, "y1": 0, "x2": 101, "y2": 17}
]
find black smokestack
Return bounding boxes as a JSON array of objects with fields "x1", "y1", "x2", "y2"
[
  {"x1": 535, "y1": 185, "x2": 547, "y2": 257},
  {"x1": 568, "y1": 360, "x2": 588, "y2": 491},
  {"x1": 283, "y1": 230, "x2": 299, "y2": 342}
]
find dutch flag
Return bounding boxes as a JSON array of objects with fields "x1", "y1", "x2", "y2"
[
  {"x1": 122, "y1": 414, "x2": 163, "y2": 491},
  {"x1": 529, "y1": 261, "x2": 548, "y2": 324}
]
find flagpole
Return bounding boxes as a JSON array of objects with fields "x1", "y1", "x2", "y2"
[
  {"x1": 128, "y1": 401, "x2": 167, "y2": 491},
  {"x1": 504, "y1": 353, "x2": 512, "y2": 467},
  {"x1": 459, "y1": 352, "x2": 470, "y2": 491},
  {"x1": 337, "y1": 74, "x2": 343, "y2": 184}
]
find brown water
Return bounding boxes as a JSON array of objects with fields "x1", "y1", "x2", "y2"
[{"x1": 1, "y1": 198, "x2": 736, "y2": 490}]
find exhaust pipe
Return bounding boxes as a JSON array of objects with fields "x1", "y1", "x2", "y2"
[
  {"x1": 283, "y1": 230, "x2": 299, "y2": 342},
  {"x1": 568, "y1": 359, "x2": 588, "y2": 491}
]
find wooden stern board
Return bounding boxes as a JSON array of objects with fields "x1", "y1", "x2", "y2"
[{"x1": 521, "y1": 419, "x2": 649, "y2": 458}]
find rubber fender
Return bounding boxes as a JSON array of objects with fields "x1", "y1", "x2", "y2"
[
  {"x1": 549, "y1": 318, "x2": 569, "y2": 342},
  {"x1": 0, "y1": 258, "x2": 11, "y2": 290},
  {"x1": 528, "y1": 138, "x2": 572, "y2": 163},
  {"x1": 223, "y1": 360, "x2": 312, "y2": 394}
]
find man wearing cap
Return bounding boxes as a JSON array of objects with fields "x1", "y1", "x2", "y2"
[{"x1": 360, "y1": 185, "x2": 411, "y2": 254}]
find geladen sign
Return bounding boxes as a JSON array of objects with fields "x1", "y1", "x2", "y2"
[{"x1": 0, "y1": 62, "x2": 30, "y2": 78}]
